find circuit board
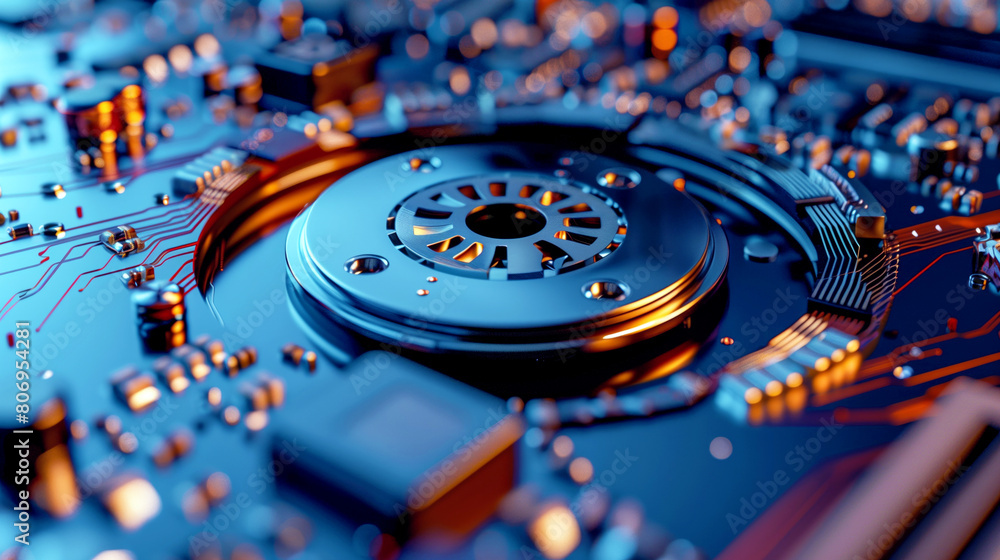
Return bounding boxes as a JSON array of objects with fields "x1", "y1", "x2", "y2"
[{"x1": 1, "y1": 0, "x2": 1000, "y2": 559}]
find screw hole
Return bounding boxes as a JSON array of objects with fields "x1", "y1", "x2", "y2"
[
  {"x1": 345, "y1": 255, "x2": 389, "y2": 275},
  {"x1": 582, "y1": 281, "x2": 629, "y2": 301},
  {"x1": 596, "y1": 168, "x2": 641, "y2": 189}
]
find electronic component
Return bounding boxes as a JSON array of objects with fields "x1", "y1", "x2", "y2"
[
  {"x1": 223, "y1": 346, "x2": 257, "y2": 376},
  {"x1": 170, "y1": 344, "x2": 211, "y2": 381},
  {"x1": 100, "y1": 225, "x2": 145, "y2": 257},
  {"x1": 121, "y1": 264, "x2": 155, "y2": 288},
  {"x1": 99, "y1": 225, "x2": 135, "y2": 245},
  {"x1": 240, "y1": 373, "x2": 285, "y2": 411},
  {"x1": 152, "y1": 356, "x2": 190, "y2": 394},
  {"x1": 192, "y1": 334, "x2": 227, "y2": 368},
  {"x1": 255, "y1": 34, "x2": 378, "y2": 110},
  {"x1": 282, "y1": 343, "x2": 317, "y2": 372},
  {"x1": 101, "y1": 474, "x2": 161, "y2": 531},
  {"x1": 7, "y1": 223, "x2": 32, "y2": 239},
  {"x1": 110, "y1": 367, "x2": 162, "y2": 412},
  {"x1": 171, "y1": 146, "x2": 247, "y2": 197},
  {"x1": 132, "y1": 281, "x2": 187, "y2": 352},
  {"x1": 276, "y1": 352, "x2": 524, "y2": 538},
  {"x1": 41, "y1": 222, "x2": 65, "y2": 237},
  {"x1": 971, "y1": 223, "x2": 1000, "y2": 291},
  {"x1": 151, "y1": 430, "x2": 194, "y2": 468},
  {"x1": 41, "y1": 182, "x2": 65, "y2": 198}
]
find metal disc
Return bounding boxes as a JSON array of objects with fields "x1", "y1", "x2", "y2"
[{"x1": 286, "y1": 143, "x2": 729, "y2": 356}]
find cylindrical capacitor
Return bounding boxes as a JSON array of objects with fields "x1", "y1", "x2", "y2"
[
  {"x1": 133, "y1": 281, "x2": 187, "y2": 352},
  {"x1": 56, "y1": 76, "x2": 139, "y2": 150},
  {"x1": 907, "y1": 130, "x2": 958, "y2": 181},
  {"x1": 57, "y1": 96, "x2": 120, "y2": 148},
  {"x1": 200, "y1": 60, "x2": 229, "y2": 95},
  {"x1": 117, "y1": 84, "x2": 145, "y2": 126},
  {"x1": 227, "y1": 65, "x2": 263, "y2": 106}
]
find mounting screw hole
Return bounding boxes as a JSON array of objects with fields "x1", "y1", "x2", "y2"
[
  {"x1": 597, "y1": 168, "x2": 641, "y2": 189},
  {"x1": 582, "y1": 280, "x2": 629, "y2": 301},
  {"x1": 403, "y1": 157, "x2": 441, "y2": 173},
  {"x1": 345, "y1": 255, "x2": 389, "y2": 275}
]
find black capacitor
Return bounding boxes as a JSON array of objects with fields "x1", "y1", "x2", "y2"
[
  {"x1": 906, "y1": 130, "x2": 958, "y2": 182},
  {"x1": 42, "y1": 222, "x2": 65, "y2": 237}
]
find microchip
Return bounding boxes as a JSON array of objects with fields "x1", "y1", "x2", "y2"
[
  {"x1": 274, "y1": 351, "x2": 524, "y2": 540},
  {"x1": 255, "y1": 35, "x2": 378, "y2": 111}
]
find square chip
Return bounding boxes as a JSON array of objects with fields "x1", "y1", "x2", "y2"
[{"x1": 275, "y1": 351, "x2": 524, "y2": 541}]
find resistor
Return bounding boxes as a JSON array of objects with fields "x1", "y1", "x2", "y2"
[
  {"x1": 7, "y1": 223, "x2": 33, "y2": 240},
  {"x1": 171, "y1": 345, "x2": 210, "y2": 381},
  {"x1": 101, "y1": 225, "x2": 145, "y2": 257},
  {"x1": 100, "y1": 225, "x2": 136, "y2": 245},
  {"x1": 116, "y1": 237, "x2": 146, "y2": 257},
  {"x1": 240, "y1": 373, "x2": 285, "y2": 411},
  {"x1": 152, "y1": 429, "x2": 194, "y2": 468},
  {"x1": 193, "y1": 335, "x2": 227, "y2": 368},
  {"x1": 121, "y1": 264, "x2": 155, "y2": 288},
  {"x1": 282, "y1": 343, "x2": 317, "y2": 372},
  {"x1": 153, "y1": 357, "x2": 189, "y2": 393},
  {"x1": 282, "y1": 343, "x2": 304, "y2": 365},
  {"x1": 110, "y1": 367, "x2": 161, "y2": 412},
  {"x1": 224, "y1": 346, "x2": 257, "y2": 376}
]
